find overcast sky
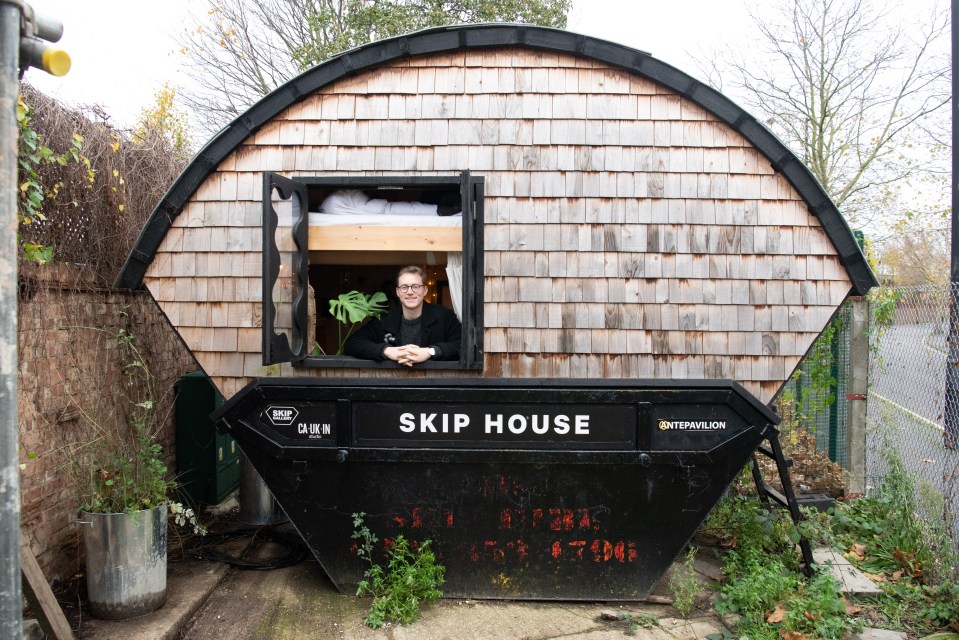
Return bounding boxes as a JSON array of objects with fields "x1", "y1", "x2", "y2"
[{"x1": 25, "y1": 0, "x2": 755, "y2": 130}]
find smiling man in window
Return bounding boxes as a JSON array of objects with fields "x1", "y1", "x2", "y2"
[{"x1": 344, "y1": 266, "x2": 461, "y2": 366}]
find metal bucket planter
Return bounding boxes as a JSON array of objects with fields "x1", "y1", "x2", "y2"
[{"x1": 78, "y1": 503, "x2": 167, "y2": 619}]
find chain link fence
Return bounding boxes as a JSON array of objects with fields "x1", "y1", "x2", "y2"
[
  {"x1": 865, "y1": 285, "x2": 958, "y2": 545},
  {"x1": 780, "y1": 303, "x2": 853, "y2": 470},
  {"x1": 783, "y1": 285, "x2": 958, "y2": 547}
]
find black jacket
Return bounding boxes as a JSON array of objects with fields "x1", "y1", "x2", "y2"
[{"x1": 343, "y1": 302, "x2": 461, "y2": 361}]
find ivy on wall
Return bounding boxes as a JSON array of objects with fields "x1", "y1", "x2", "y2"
[
  {"x1": 15, "y1": 84, "x2": 186, "y2": 287},
  {"x1": 16, "y1": 93, "x2": 89, "y2": 265}
]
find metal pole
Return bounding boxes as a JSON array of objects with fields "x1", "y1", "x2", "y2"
[
  {"x1": 846, "y1": 297, "x2": 868, "y2": 495},
  {"x1": 947, "y1": 0, "x2": 959, "y2": 449},
  {"x1": 0, "y1": 2, "x2": 23, "y2": 637},
  {"x1": 828, "y1": 326, "x2": 840, "y2": 461}
]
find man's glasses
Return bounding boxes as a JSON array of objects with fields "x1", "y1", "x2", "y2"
[{"x1": 397, "y1": 284, "x2": 425, "y2": 293}]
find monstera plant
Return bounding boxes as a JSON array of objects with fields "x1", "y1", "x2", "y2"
[{"x1": 315, "y1": 290, "x2": 388, "y2": 355}]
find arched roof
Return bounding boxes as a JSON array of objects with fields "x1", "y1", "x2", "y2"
[{"x1": 115, "y1": 23, "x2": 877, "y2": 294}]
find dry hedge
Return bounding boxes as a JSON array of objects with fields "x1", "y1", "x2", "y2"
[{"x1": 18, "y1": 83, "x2": 186, "y2": 288}]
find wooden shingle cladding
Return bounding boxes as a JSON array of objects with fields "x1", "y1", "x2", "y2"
[{"x1": 135, "y1": 36, "x2": 868, "y2": 405}]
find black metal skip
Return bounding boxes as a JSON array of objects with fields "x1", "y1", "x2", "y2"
[{"x1": 213, "y1": 377, "x2": 815, "y2": 600}]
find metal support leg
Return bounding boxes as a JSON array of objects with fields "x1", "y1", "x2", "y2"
[{"x1": 752, "y1": 434, "x2": 815, "y2": 576}]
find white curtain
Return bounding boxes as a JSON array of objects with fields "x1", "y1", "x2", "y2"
[{"x1": 445, "y1": 252, "x2": 463, "y2": 320}]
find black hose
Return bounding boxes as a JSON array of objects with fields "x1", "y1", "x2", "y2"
[{"x1": 198, "y1": 526, "x2": 309, "y2": 570}]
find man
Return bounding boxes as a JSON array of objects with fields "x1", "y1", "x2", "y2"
[{"x1": 344, "y1": 266, "x2": 461, "y2": 366}]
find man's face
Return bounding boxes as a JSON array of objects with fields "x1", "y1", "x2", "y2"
[{"x1": 396, "y1": 273, "x2": 427, "y2": 313}]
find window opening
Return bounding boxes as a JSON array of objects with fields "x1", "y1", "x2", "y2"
[{"x1": 262, "y1": 172, "x2": 483, "y2": 370}]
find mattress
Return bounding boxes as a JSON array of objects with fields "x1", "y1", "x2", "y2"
[{"x1": 308, "y1": 212, "x2": 462, "y2": 227}]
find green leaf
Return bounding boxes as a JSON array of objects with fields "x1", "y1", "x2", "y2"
[
  {"x1": 787, "y1": 527, "x2": 801, "y2": 545},
  {"x1": 23, "y1": 243, "x2": 53, "y2": 265},
  {"x1": 327, "y1": 290, "x2": 389, "y2": 353}
]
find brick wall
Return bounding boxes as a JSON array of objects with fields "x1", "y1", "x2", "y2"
[{"x1": 17, "y1": 263, "x2": 197, "y2": 583}]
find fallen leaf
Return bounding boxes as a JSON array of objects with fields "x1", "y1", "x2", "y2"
[
  {"x1": 849, "y1": 543, "x2": 867, "y2": 560},
  {"x1": 843, "y1": 598, "x2": 861, "y2": 615},
  {"x1": 864, "y1": 572, "x2": 886, "y2": 582},
  {"x1": 767, "y1": 605, "x2": 786, "y2": 623},
  {"x1": 780, "y1": 631, "x2": 809, "y2": 640},
  {"x1": 891, "y1": 569, "x2": 903, "y2": 581},
  {"x1": 893, "y1": 549, "x2": 914, "y2": 565},
  {"x1": 803, "y1": 610, "x2": 821, "y2": 622}
]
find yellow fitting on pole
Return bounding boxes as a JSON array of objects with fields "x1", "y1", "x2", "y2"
[
  {"x1": 40, "y1": 46, "x2": 69, "y2": 76},
  {"x1": 19, "y1": 36, "x2": 70, "y2": 77}
]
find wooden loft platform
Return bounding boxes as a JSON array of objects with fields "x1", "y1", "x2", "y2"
[
  {"x1": 308, "y1": 225, "x2": 462, "y2": 252},
  {"x1": 309, "y1": 250, "x2": 451, "y2": 265}
]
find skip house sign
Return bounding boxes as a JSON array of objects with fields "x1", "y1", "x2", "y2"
[{"x1": 245, "y1": 382, "x2": 762, "y2": 454}]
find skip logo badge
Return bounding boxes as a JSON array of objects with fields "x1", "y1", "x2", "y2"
[
  {"x1": 263, "y1": 404, "x2": 336, "y2": 440},
  {"x1": 266, "y1": 406, "x2": 298, "y2": 426},
  {"x1": 658, "y1": 420, "x2": 727, "y2": 431}
]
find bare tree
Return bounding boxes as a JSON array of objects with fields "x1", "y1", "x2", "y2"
[
  {"x1": 175, "y1": 0, "x2": 317, "y2": 135},
  {"x1": 703, "y1": 0, "x2": 950, "y2": 238},
  {"x1": 177, "y1": 0, "x2": 572, "y2": 136},
  {"x1": 879, "y1": 227, "x2": 950, "y2": 285}
]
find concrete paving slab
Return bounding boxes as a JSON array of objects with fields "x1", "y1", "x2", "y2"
[
  {"x1": 80, "y1": 559, "x2": 229, "y2": 640},
  {"x1": 658, "y1": 616, "x2": 729, "y2": 638},
  {"x1": 813, "y1": 547, "x2": 883, "y2": 598},
  {"x1": 178, "y1": 558, "x2": 730, "y2": 640},
  {"x1": 692, "y1": 552, "x2": 725, "y2": 583},
  {"x1": 79, "y1": 537, "x2": 928, "y2": 640},
  {"x1": 850, "y1": 629, "x2": 908, "y2": 640}
]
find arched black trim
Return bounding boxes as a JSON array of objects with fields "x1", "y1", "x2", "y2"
[{"x1": 115, "y1": 23, "x2": 877, "y2": 295}]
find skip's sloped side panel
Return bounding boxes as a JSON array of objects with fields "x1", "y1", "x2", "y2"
[
  {"x1": 143, "y1": 49, "x2": 853, "y2": 403},
  {"x1": 246, "y1": 455, "x2": 754, "y2": 599}
]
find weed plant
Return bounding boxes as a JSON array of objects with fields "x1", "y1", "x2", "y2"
[
  {"x1": 74, "y1": 327, "x2": 169, "y2": 513},
  {"x1": 864, "y1": 580, "x2": 959, "y2": 632},
  {"x1": 668, "y1": 546, "x2": 700, "y2": 617},
  {"x1": 703, "y1": 489, "x2": 832, "y2": 569},
  {"x1": 67, "y1": 323, "x2": 203, "y2": 534},
  {"x1": 352, "y1": 512, "x2": 445, "y2": 629},
  {"x1": 711, "y1": 503, "x2": 860, "y2": 639},
  {"x1": 624, "y1": 612, "x2": 658, "y2": 632},
  {"x1": 829, "y1": 442, "x2": 959, "y2": 633},
  {"x1": 709, "y1": 439, "x2": 959, "y2": 638},
  {"x1": 831, "y1": 442, "x2": 953, "y2": 583}
]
